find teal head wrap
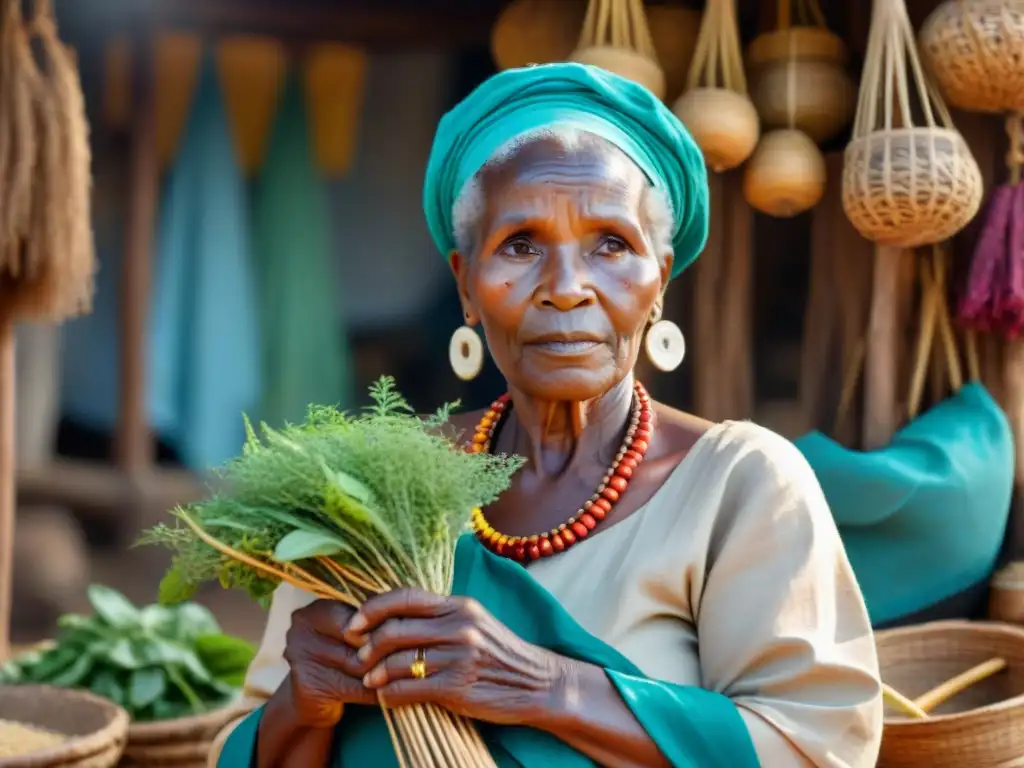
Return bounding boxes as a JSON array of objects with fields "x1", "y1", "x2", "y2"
[{"x1": 423, "y1": 63, "x2": 709, "y2": 278}]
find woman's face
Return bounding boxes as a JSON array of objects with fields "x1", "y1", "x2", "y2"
[{"x1": 452, "y1": 138, "x2": 672, "y2": 403}]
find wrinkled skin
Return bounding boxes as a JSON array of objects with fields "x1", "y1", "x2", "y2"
[{"x1": 264, "y1": 137, "x2": 711, "y2": 768}]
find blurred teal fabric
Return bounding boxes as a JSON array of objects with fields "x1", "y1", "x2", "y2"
[
  {"x1": 794, "y1": 382, "x2": 1014, "y2": 626},
  {"x1": 251, "y1": 74, "x2": 352, "y2": 428},
  {"x1": 147, "y1": 56, "x2": 261, "y2": 470}
]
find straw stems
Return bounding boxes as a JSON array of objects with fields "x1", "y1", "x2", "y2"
[
  {"x1": 883, "y1": 656, "x2": 1008, "y2": 719},
  {"x1": 176, "y1": 514, "x2": 498, "y2": 767}
]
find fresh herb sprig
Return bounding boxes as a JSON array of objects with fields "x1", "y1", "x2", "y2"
[
  {"x1": 143, "y1": 377, "x2": 524, "y2": 608},
  {"x1": 0, "y1": 586, "x2": 255, "y2": 722}
]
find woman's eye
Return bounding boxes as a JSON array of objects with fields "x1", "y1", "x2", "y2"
[
  {"x1": 598, "y1": 236, "x2": 630, "y2": 255},
  {"x1": 500, "y1": 238, "x2": 536, "y2": 258}
]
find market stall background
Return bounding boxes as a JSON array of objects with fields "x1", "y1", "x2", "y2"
[{"x1": 4, "y1": 0, "x2": 1022, "y2": 664}]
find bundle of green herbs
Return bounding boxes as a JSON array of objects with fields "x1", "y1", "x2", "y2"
[
  {"x1": 143, "y1": 378, "x2": 522, "y2": 768},
  {"x1": 0, "y1": 585, "x2": 255, "y2": 722}
]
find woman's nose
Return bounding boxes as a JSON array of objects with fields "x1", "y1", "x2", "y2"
[{"x1": 538, "y1": 252, "x2": 596, "y2": 311}]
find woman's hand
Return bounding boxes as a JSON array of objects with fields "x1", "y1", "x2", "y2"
[
  {"x1": 282, "y1": 599, "x2": 378, "y2": 728},
  {"x1": 347, "y1": 588, "x2": 564, "y2": 726}
]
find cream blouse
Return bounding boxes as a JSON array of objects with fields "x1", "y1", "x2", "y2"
[{"x1": 209, "y1": 420, "x2": 883, "y2": 767}]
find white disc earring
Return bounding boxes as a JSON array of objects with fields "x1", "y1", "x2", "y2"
[
  {"x1": 644, "y1": 320, "x2": 686, "y2": 372},
  {"x1": 449, "y1": 325, "x2": 484, "y2": 381}
]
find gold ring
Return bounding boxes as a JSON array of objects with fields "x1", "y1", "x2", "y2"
[{"x1": 410, "y1": 648, "x2": 427, "y2": 680}]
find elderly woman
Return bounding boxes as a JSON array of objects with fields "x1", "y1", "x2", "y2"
[{"x1": 214, "y1": 63, "x2": 882, "y2": 768}]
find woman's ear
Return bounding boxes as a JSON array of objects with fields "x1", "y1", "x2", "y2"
[
  {"x1": 448, "y1": 250, "x2": 480, "y2": 325},
  {"x1": 659, "y1": 250, "x2": 674, "y2": 293},
  {"x1": 650, "y1": 302, "x2": 663, "y2": 325}
]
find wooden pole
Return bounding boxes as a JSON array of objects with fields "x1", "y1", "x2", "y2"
[
  {"x1": 116, "y1": 32, "x2": 159, "y2": 475},
  {"x1": 863, "y1": 246, "x2": 903, "y2": 449},
  {"x1": 0, "y1": 317, "x2": 15, "y2": 660}
]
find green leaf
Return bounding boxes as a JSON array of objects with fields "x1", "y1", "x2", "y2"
[
  {"x1": 49, "y1": 651, "x2": 96, "y2": 687},
  {"x1": 105, "y1": 638, "x2": 144, "y2": 670},
  {"x1": 273, "y1": 529, "x2": 345, "y2": 561},
  {"x1": 24, "y1": 646, "x2": 79, "y2": 683},
  {"x1": 158, "y1": 567, "x2": 200, "y2": 606},
  {"x1": 328, "y1": 467, "x2": 375, "y2": 505},
  {"x1": 172, "y1": 602, "x2": 221, "y2": 640},
  {"x1": 90, "y1": 669, "x2": 127, "y2": 706},
  {"x1": 130, "y1": 667, "x2": 168, "y2": 710},
  {"x1": 194, "y1": 634, "x2": 255, "y2": 680},
  {"x1": 88, "y1": 585, "x2": 141, "y2": 628}
]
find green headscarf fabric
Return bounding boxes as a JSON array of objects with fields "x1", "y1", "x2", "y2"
[{"x1": 423, "y1": 63, "x2": 709, "y2": 277}]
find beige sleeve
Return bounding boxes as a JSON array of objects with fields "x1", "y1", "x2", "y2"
[
  {"x1": 696, "y1": 429, "x2": 883, "y2": 768},
  {"x1": 206, "y1": 584, "x2": 317, "y2": 768}
]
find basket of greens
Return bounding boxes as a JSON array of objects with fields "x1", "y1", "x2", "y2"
[{"x1": 0, "y1": 586, "x2": 255, "y2": 767}]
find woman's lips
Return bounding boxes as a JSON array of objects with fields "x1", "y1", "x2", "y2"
[{"x1": 528, "y1": 340, "x2": 602, "y2": 354}]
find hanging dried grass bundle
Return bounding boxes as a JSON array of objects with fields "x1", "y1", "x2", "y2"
[
  {"x1": 0, "y1": 0, "x2": 94, "y2": 322},
  {"x1": 0, "y1": 0, "x2": 40, "y2": 275}
]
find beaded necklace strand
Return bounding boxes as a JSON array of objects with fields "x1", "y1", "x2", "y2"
[{"x1": 469, "y1": 381, "x2": 654, "y2": 562}]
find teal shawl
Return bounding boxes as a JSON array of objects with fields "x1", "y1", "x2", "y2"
[
  {"x1": 220, "y1": 536, "x2": 760, "y2": 767},
  {"x1": 794, "y1": 382, "x2": 1014, "y2": 626},
  {"x1": 422, "y1": 63, "x2": 709, "y2": 278}
]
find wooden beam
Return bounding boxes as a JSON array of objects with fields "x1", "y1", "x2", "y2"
[
  {"x1": 862, "y1": 246, "x2": 904, "y2": 449},
  {"x1": 116, "y1": 33, "x2": 159, "y2": 475},
  {"x1": 17, "y1": 460, "x2": 207, "y2": 520},
  {"x1": 59, "y1": 0, "x2": 508, "y2": 50},
  {"x1": 0, "y1": 320, "x2": 14, "y2": 661}
]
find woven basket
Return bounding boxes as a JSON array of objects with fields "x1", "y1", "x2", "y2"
[
  {"x1": 842, "y1": 0, "x2": 982, "y2": 247},
  {"x1": 843, "y1": 127, "x2": 983, "y2": 247},
  {"x1": 919, "y1": 0, "x2": 1024, "y2": 114},
  {"x1": 990, "y1": 562, "x2": 1024, "y2": 626},
  {"x1": 876, "y1": 621, "x2": 1024, "y2": 767},
  {"x1": 122, "y1": 706, "x2": 250, "y2": 768},
  {"x1": 0, "y1": 686, "x2": 128, "y2": 767}
]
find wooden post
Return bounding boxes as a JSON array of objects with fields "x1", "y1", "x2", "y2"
[
  {"x1": 0, "y1": 318, "x2": 15, "y2": 660},
  {"x1": 863, "y1": 246, "x2": 903, "y2": 449},
  {"x1": 116, "y1": 33, "x2": 159, "y2": 475},
  {"x1": 692, "y1": 171, "x2": 754, "y2": 422}
]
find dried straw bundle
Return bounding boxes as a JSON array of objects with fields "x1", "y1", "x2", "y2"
[{"x1": 0, "y1": 0, "x2": 94, "y2": 323}]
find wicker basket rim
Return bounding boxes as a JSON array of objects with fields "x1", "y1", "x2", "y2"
[
  {"x1": 126, "y1": 704, "x2": 251, "y2": 740},
  {"x1": 845, "y1": 126, "x2": 967, "y2": 143},
  {"x1": 877, "y1": 620, "x2": 1024, "y2": 726},
  {"x1": 0, "y1": 685, "x2": 129, "y2": 767}
]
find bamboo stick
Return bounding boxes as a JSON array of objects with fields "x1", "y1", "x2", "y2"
[
  {"x1": 0, "y1": 317, "x2": 14, "y2": 662},
  {"x1": 882, "y1": 683, "x2": 929, "y2": 719},
  {"x1": 913, "y1": 658, "x2": 1007, "y2": 713}
]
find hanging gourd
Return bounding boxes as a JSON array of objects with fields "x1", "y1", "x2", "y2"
[
  {"x1": 491, "y1": 0, "x2": 586, "y2": 71},
  {"x1": 746, "y1": 0, "x2": 856, "y2": 144},
  {"x1": 644, "y1": 5, "x2": 702, "y2": 103},
  {"x1": 743, "y1": 130, "x2": 826, "y2": 218},
  {"x1": 842, "y1": 0, "x2": 983, "y2": 247},
  {"x1": 958, "y1": 114, "x2": 1024, "y2": 338},
  {"x1": 672, "y1": 0, "x2": 759, "y2": 172},
  {"x1": 919, "y1": 0, "x2": 1024, "y2": 115},
  {"x1": 570, "y1": 0, "x2": 665, "y2": 100}
]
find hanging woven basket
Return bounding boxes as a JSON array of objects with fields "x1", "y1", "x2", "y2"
[
  {"x1": 672, "y1": 0, "x2": 759, "y2": 172},
  {"x1": 570, "y1": 0, "x2": 665, "y2": 100},
  {"x1": 746, "y1": 0, "x2": 856, "y2": 144},
  {"x1": 842, "y1": 0, "x2": 982, "y2": 247},
  {"x1": 490, "y1": 0, "x2": 586, "y2": 71},
  {"x1": 919, "y1": 0, "x2": 1024, "y2": 115}
]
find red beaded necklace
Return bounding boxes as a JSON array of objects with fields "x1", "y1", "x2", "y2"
[{"x1": 468, "y1": 381, "x2": 654, "y2": 563}]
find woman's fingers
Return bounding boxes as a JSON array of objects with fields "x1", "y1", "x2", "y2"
[
  {"x1": 355, "y1": 613, "x2": 469, "y2": 670},
  {"x1": 363, "y1": 645, "x2": 464, "y2": 688},
  {"x1": 346, "y1": 588, "x2": 456, "y2": 635}
]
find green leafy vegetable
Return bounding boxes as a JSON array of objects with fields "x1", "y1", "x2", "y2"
[
  {"x1": 0, "y1": 585, "x2": 256, "y2": 722},
  {"x1": 141, "y1": 377, "x2": 524, "y2": 608}
]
